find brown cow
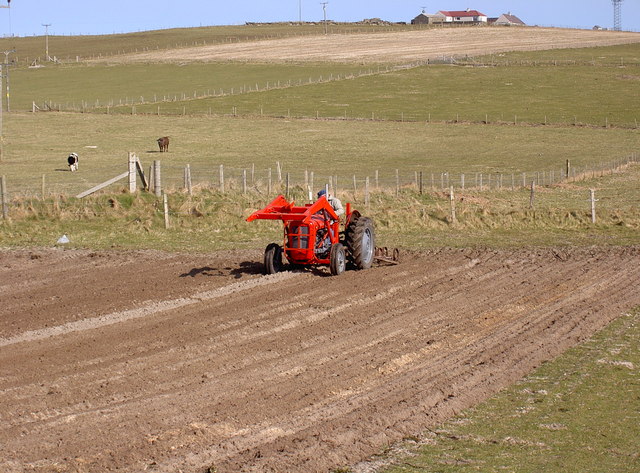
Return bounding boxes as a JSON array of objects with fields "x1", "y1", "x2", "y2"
[{"x1": 157, "y1": 136, "x2": 170, "y2": 152}]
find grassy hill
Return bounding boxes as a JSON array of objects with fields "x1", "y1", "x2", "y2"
[{"x1": 0, "y1": 23, "x2": 420, "y2": 66}]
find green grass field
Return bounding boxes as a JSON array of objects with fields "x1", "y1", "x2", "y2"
[
  {"x1": 375, "y1": 308, "x2": 640, "y2": 473},
  {"x1": 10, "y1": 43, "x2": 639, "y2": 129},
  {"x1": 119, "y1": 55, "x2": 640, "y2": 128},
  {"x1": 1, "y1": 112, "x2": 638, "y2": 196},
  {"x1": 13, "y1": 62, "x2": 374, "y2": 112}
]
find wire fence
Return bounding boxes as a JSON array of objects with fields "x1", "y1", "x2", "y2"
[{"x1": 2, "y1": 153, "x2": 638, "y2": 222}]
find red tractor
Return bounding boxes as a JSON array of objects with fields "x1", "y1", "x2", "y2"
[{"x1": 247, "y1": 194, "x2": 375, "y2": 275}]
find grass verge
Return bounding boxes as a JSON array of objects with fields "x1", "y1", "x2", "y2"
[
  {"x1": 2, "y1": 162, "x2": 640, "y2": 251},
  {"x1": 370, "y1": 308, "x2": 640, "y2": 473}
]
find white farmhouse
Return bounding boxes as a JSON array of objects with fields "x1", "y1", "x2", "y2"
[{"x1": 435, "y1": 9, "x2": 488, "y2": 24}]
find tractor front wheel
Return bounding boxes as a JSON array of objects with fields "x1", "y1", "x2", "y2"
[
  {"x1": 264, "y1": 243, "x2": 283, "y2": 275},
  {"x1": 330, "y1": 242, "x2": 346, "y2": 276}
]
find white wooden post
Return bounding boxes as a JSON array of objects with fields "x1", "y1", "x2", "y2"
[
  {"x1": 219, "y1": 164, "x2": 225, "y2": 193},
  {"x1": 365, "y1": 177, "x2": 370, "y2": 206},
  {"x1": 163, "y1": 193, "x2": 170, "y2": 229},
  {"x1": 153, "y1": 160, "x2": 161, "y2": 197},
  {"x1": 285, "y1": 172, "x2": 290, "y2": 197},
  {"x1": 186, "y1": 164, "x2": 192, "y2": 195},
  {"x1": 449, "y1": 186, "x2": 456, "y2": 224},
  {"x1": 529, "y1": 180, "x2": 536, "y2": 209},
  {"x1": 128, "y1": 152, "x2": 137, "y2": 193},
  {"x1": 590, "y1": 189, "x2": 598, "y2": 224},
  {"x1": 1, "y1": 175, "x2": 8, "y2": 219}
]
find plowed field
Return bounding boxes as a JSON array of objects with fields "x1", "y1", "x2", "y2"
[
  {"x1": 103, "y1": 27, "x2": 640, "y2": 64},
  {"x1": 2, "y1": 247, "x2": 640, "y2": 472}
]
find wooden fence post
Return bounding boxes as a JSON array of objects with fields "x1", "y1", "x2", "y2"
[
  {"x1": 285, "y1": 172, "x2": 290, "y2": 198},
  {"x1": 309, "y1": 171, "x2": 314, "y2": 194},
  {"x1": 566, "y1": 159, "x2": 571, "y2": 179},
  {"x1": 242, "y1": 169, "x2": 247, "y2": 195},
  {"x1": 395, "y1": 169, "x2": 400, "y2": 196},
  {"x1": 529, "y1": 180, "x2": 536, "y2": 209},
  {"x1": 267, "y1": 168, "x2": 272, "y2": 195},
  {"x1": 128, "y1": 152, "x2": 137, "y2": 193},
  {"x1": 148, "y1": 165, "x2": 154, "y2": 191},
  {"x1": 219, "y1": 164, "x2": 225, "y2": 193},
  {"x1": 449, "y1": 186, "x2": 456, "y2": 224},
  {"x1": 590, "y1": 189, "x2": 598, "y2": 224},
  {"x1": 276, "y1": 161, "x2": 282, "y2": 183},
  {"x1": 186, "y1": 164, "x2": 192, "y2": 195},
  {"x1": 365, "y1": 177, "x2": 370, "y2": 206},
  {"x1": 41, "y1": 174, "x2": 46, "y2": 199},
  {"x1": 1, "y1": 175, "x2": 8, "y2": 220},
  {"x1": 163, "y1": 193, "x2": 170, "y2": 229},
  {"x1": 353, "y1": 175, "x2": 357, "y2": 195},
  {"x1": 419, "y1": 171, "x2": 424, "y2": 195},
  {"x1": 153, "y1": 160, "x2": 162, "y2": 197}
]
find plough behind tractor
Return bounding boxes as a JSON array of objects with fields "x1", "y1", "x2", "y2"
[{"x1": 247, "y1": 195, "x2": 398, "y2": 275}]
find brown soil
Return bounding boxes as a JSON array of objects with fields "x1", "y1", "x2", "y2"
[
  {"x1": 2, "y1": 246, "x2": 640, "y2": 472},
  {"x1": 99, "y1": 27, "x2": 640, "y2": 64}
]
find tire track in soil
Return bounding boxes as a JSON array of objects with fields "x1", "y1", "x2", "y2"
[{"x1": 1, "y1": 247, "x2": 639, "y2": 473}]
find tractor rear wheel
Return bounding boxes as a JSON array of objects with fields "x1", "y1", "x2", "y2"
[
  {"x1": 330, "y1": 243, "x2": 346, "y2": 275},
  {"x1": 345, "y1": 216, "x2": 375, "y2": 270},
  {"x1": 264, "y1": 243, "x2": 283, "y2": 275}
]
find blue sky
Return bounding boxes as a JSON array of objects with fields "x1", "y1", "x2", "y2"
[{"x1": 1, "y1": 1, "x2": 639, "y2": 37}]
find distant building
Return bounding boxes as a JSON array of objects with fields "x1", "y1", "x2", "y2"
[
  {"x1": 411, "y1": 13, "x2": 429, "y2": 24},
  {"x1": 494, "y1": 13, "x2": 526, "y2": 26},
  {"x1": 434, "y1": 9, "x2": 488, "y2": 24},
  {"x1": 411, "y1": 12, "x2": 444, "y2": 25}
]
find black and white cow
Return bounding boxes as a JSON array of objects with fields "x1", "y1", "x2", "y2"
[{"x1": 67, "y1": 152, "x2": 79, "y2": 172}]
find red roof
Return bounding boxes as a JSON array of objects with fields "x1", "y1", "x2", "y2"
[{"x1": 438, "y1": 10, "x2": 486, "y2": 17}]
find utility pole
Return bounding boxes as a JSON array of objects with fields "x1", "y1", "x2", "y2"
[
  {"x1": 321, "y1": 2, "x2": 328, "y2": 35},
  {"x1": 3, "y1": 50, "x2": 14, "y2": 112},
  {"x1": 1, "y1": 64, "x2": 3, "y2": 161},
  {"x1": 299, "y1": 0, "x2": 302, "y2": 24},
  {"x1": 42, "y1": 23, "x2": 51, "y2": 61}
]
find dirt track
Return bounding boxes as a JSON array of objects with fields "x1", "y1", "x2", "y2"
[
  {"x1": 103, "y1": 27, "x2": 640, "y2": 64},
  {"x1": 1, "y1": 246, "x2": 640, "y2": 472}
]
